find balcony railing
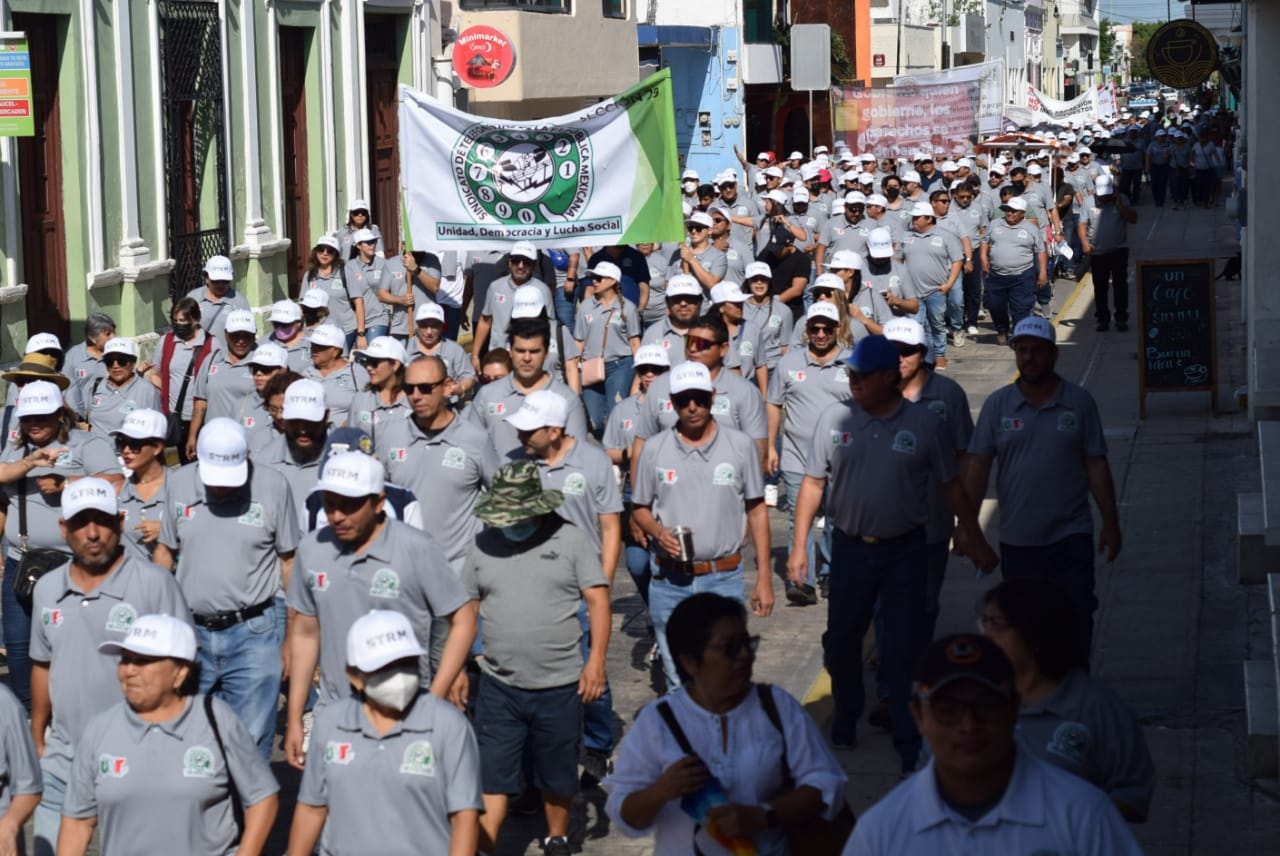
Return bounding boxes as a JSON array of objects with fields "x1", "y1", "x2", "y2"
[{"x1": 459, "y1": 0, "x2": 571, "y2": 13}]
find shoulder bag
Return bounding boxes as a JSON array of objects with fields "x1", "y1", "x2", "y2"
[
  {"x1": 165, "y1": 333, "x2": 213, "y2": 447},
  {"x1": 14, "y1": 447, "x2": 70, "y2": 610},
  {"x1": 581, "y1": 307, "x2": 615, "y2": 387}
]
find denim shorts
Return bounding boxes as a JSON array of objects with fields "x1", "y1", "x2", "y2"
[{"x1": 474, "y1": 674, "x2": 582, "y2": 797}]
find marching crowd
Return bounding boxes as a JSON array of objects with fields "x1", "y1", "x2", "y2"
[{"x1": 0, "y1": 104, "x2": 1235, "y2": 854}]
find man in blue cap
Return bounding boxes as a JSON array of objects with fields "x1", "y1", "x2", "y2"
[{"x1": 787, "y1": 335, "x2": 996, "y2": 772}]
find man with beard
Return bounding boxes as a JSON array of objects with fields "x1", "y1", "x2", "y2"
[
  {"x1": 816, "y1": 191, "x2": 872, "y2": 268},
  {"x1": 964, "y1": 317, "x2": 1120, "y2": 667},
  {"x1": 471, "y1": 242, "x2": 554, "y2": 373},
  {"x1": 254, "y1": 379, "x2": 330, "y2": 525},
  {"x1": 640, "y1": 275, "x2": 704, "y2": 355},
  {"x1": 901, "y1": 203, "x2": 963, "y2": 369},
  {"x1": 30, "y1": 478, "x2": 190, "y2": 853},
  {"x1": 865, "y1": 192, "x2": 905, "y2": 248}
]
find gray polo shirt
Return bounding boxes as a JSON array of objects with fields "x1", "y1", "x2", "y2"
[
  {"x1": 867, "y1": 212, "x2": 906, "y2": 247},
  {"x1": 303, "y1": 271, "x2": 370, "y2": 336},
  {"x1": 767, "y1": 347, "x2": 853, "y2": 473},
  {"x1": 666, "y1": 245, "x2": 728, "y2": 283},
  {"x1": 968, "y1": 379, "x2": 1106, "y2": 546},
  {"x1": 641, "y1": 319, "x2": 694, "y2": 357},
  {"x1": 165, "y1": 331, "x2": 222, "y2": 420},
  {"x1": 86, "y1": 375, "x2": 163, "y2": 441},
  {"x1": 848, "y1": 284, "x2": 897, "y2": 343},
  {"x1": 375, "y1": 413, "x2": 495, "y2": 571},
  {"x1": 289, "y1": 520, "x2": 470, "y2": 703},
  {"x1": 184, "y1": 286, "x2": 251, "y2": 339},
  {"x1": 29, "y1": 553, "x2": 191, "y2": 782},
  {"x1": 805, "y1": 398, "x2": 956, "y2": 538},
  {"x1": 947, "y1": 202, "x2": 985, "y2": 244},
  {"x1": 64, "y1": 342, "x2": 105, "y2": 407},
  {"x1": 862, "y1": 258, "x2": 920, "y2": 310},
  {"x1": 303, "y1": 360, "x2": 369, "y2": 427},
  {"x1": 1017, "y1": 668, "x2": 1155, "y2": 819},
  {"x1": 724, "y1": 318, "x2": 765, "y2": 379},
  {"x1": 299, "y1": 693, "x2": 483, "y2": 855},
  {"x1": 159, "y1": 462, "x2": 300, "y2": 614},
  {"x1": 253, "y1": 434, "x2": 323, "y2": 531},
  {"x1": 536, "y1": 440, "x2": 622, "y2": 554},
  {"x1": 463, "y1": 518, "x2": 607, "y2": 690},
  {"x1": 632, "y1": 422, "x2": 764, "y2": 561},
  {"x1": 603, "y1": 393, "x2": 643, "y2": 457},
  {"x1": 902, "y1": 227, "x2": 963, "y2": 296},
  {"x1": 349, "y1": 390, "x2": 412, "y2": 437},
  {"x1": 718, "y1": 194, "x2": 761, "y2": 247},
  {"x1": 118, "y1": 476, "x2": 168, "y2": 562},
  {"x1": 347, "y1": 254, "x2": 409, "y2": 332},
  {"x1": 482, "y1": 276, "x2": 554, "y2": 351},
  {"x1": 640, "y1": 251, "x2": 670, "y2": 327},
  {"x1": 236, "y1": 397, "x2": 277, "y2": 455},
  {"x1": 1079, "y1": 197, "x2": 1130, "y2": 255},
  {"x1": 908, "y1": 370, "x2": 974, "y2": 544},
  {"x1": 406, "y1": 338, "x2": 475, "y2": 387},
  {"x1": 465, "y1": 374, "x2": 589, "y2": 464},
  {"x1": 635, "y1": 368, "x2": 767, "y2": 442},
  {"x1": 1, "y1": 431, "x2": 119, "y2": 559},
  {"x1": 742, "y1": 296, "x2": 793, "y2": 370},
  {"x1": 823, "y1": 219, "x2": 873, "y2": 257},
  {"x1": 64, "y1": 695, "x2": 279, "y2": 854},
  {"x1": 193, "y1": 350, "x2": 256, "y2": 423},
  {"x1": 0, "y1": 683, "x2": 39, "y2": 813},
  {"x1": 984, "y1": 219, "x2": 1046, "y2": 276},
  {"x1": 575, "y1": 296, "x2": 642, "y2": 362}
]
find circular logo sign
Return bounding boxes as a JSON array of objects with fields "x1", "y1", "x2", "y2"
[
  {"x1": 452, "y1": 26, "x2": 515, "y2": 89},
  {"x1": 1145, "y1": 19, "x2": 1218, "y2": 90},
  {"x1": 455, "y1": 127, "x2": 592, "y2": 225}
]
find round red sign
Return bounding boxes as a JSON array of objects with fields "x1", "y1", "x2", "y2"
[{"x1": 452, "y1": 25, "x2": 516, "y2": 89}]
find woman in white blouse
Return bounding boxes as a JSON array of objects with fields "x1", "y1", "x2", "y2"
[{"x1": 604, "y1": 593, "x2": 847, "y2": 855}]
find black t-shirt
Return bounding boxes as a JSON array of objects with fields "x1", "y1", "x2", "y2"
[{"x1": 770, "y1": 250, "x2": 814, "y2": 318}]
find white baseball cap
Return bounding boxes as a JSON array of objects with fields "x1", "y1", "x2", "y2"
[
  {"x1": 102, "y1": 338, "x2": 137, "y2": 359},
  {"x1": 270, "y1": 300, "x2": 303, "y2": 324},
  {"x1": 681, "y1": 168, "x2": 699, "y2": 180},
  {"x1": 744, "y1": 261, "x2": 772, "y2": 281},
  {"x1": 883, "y1": 317, "x2": 926, "y2": 348},
  {"x1": 414, "y1": 302, "x2": 445, "y2": 324},
  {"x1": 352, "y1": 228, "x2": 378, "y2": 245},
  {"x1": 99, "y1": 614, "x2": 197, "y2": 662},
  {"x1": 669, "y1": 361, "x2": 714, "y2": 395},
  {"x1": 814, "y1": 145, "x2": 830, "y2": 154},
  {"x1": 709, "y1": 281, "x2": 747, "y2": 304},
  {"x1": 1011, "y1": 316, "x2": 1055, "y2": 344},
  {"x1": 1001, "y1": 197, "x2": 1027, "y2": 212},
  {"x1": 509, "y1": 241, "x2": 538, "y2": 261},
  {"x1": 799, "y1": 163, "x2": 820, "y2": 181},
  {"x1": 763, "y1": 166, "x2": 784, "y2": 179},
  {"x1": 349, "y1": 199, "x2": 370, "y2": 212},
  {"x1": 792, "y1": 187, "x2": 811, "y2": 203},
  {"x1": 633, "y1": 344, "x2": 671, "y2": 369},
  {"x1": 763, "y1": 190, "x2": 789, "y2": 206},
  {"x1": 664, "y1": 275, "x2": 703, "y2": 299},
  {"x1": 910, "y1": 202, "x2": 935, "y2": 218},
  {"x1": 314, "y1": 234, "x2": 342, "y2": 253},
  {"x1": 865, "y1": 193, "x2": 889, "y2": 208},
  {"x1": 224, "y1": 310, "x2": 257, "y2": 335},
  {"x1": 845, "y1": 191, "x2": 868, "y2": 206},
  {"x1": 1027, "y1": 163, "x2": 1043, "y2": 176},
  {"x1": 353, "y1": 336, "x2": 407, "y2": 364},
  {"x1": 346, "y1": 610, "x2": 426, "y2": 673},
  {"x1": 989, "y1": 164, "x2": 1006, "y2": 176},
  {"x1": 505, "y1": 389, "x2": 570, "y2": 432},
  {"x1": 587, "y1": 261, "x2": 622, "y2": 281},
  {"x1": 805, "y1": 302, "x2": 841, "y2": 325},
  {"x1": 316, "y1": 449, "x2": 385, "y2": 498},
  {"x1": 901, "y1": 169, "x2": 922, "y2": 184},
  {"x1": 283, "y1": 379, "x2": 327, "y2": 422},
  {"x1": 825, "y1": 250, "x2": 864, "y2": 271},
  {"x1": 940, "y1": 160, "x2": 959, "y2": 172},
  {"x1": 511, "y1": 287, "x2": 548, "y2": 319},
  {"x1": 196, "y1": 418, "x2": 249, "y2": 488},
  {"x1": 859, "y1": 152, "x2": 877, "y2": 163},
  {"x1": 856, "y1": 173, "x2": 875, "y2": 186},
  {"x1": 807, "y1": 272, "x2": 846, "y2": 293},
  {"x1": 16, "y1": 380, "x2": 63, "y2": 418},
  {"x1": 203, "y1": 255, "x2": 234, "y2": 281},
  {"x1": 24, "y1": 332, "x2": 62, "y2": 353},
  {"x1": 300, "y1": 288, "x2": 331, "y2": 309},
  {"x1": 867, "y1": 228, "x2": 894, "y2": 259},
  {"x1": 61, "y1": 476, "x2": 118, "y2": 521},
  {"x1": 246, "y1": 342, "x2": 288, "y2": 369},
  {"x1": 112, "y1": 408, "x2": 168, "y2": 442},
  {"x1": 308, "y1": 324, "x2": 346, "y2": 350},
  {"x1": 685, "y1": 210, "x2": 714, "y2": 229},
  {"x1": 788, "y1": 150, "x2": 804, "y2": 160}
]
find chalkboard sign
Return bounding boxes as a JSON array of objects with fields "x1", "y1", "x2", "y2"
[{"x1": 1137, "y1": 258, "x2": 1217, "y2": 417}]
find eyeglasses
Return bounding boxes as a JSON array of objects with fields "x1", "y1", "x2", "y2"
[
  {"x1": 250, "y1": 365, "x2": 277, "y2": 375},
  {"x1": 711, "y1": 218, "x2": 728, "y2": 225},
  {"x1": 405, "y1": 380, "x2": 446, "y2": 396},
  {"x1": 350, "y1": 210, "x2": 369, "y2": 217},
  {"x1": 671, "y1": 391, "x2": 713, "y2": 409},
  {"x1": 686, "y1": 225, "x2": 708, "y2": 233},
  {"x1": 114, "y1": 436, "x2": 154, "y2": 453},
  {"x1": 685, "y1": 335, "x2": 719, "y2": 353},
  {"x1": 923, "y1": 695, "x2": 1011, "y2": 726},
  {"x1": 709, "y1": 635, "x2": 760, "y2": 660},
  {"x1": 807, "y1": 324, "x2": 835, "y2": 335},
  {"x1": 104, "y1": 355, "x2": 134, "y2": 367},
  {"x1": 357, "y1": 239, "x2": 377, "y2": 247},
  {"x1": 266, "y1": 405, "x2": 283, "y2": 418},
  {"x1": 977, "y1": 614, "x2": 1011, "y2": 633}
]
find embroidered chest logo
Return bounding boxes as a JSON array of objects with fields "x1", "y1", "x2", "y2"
[
  {"x1": 1000, "y1": 417, "x2": 1026, "y2": 432},
  {"x1": 831, "y1": 431, "x2": 853, "y2": 447},
  {"x1": 370, "y1": 568, "x2": 401, "y2": 599},
  {"x1": 307, "y1": 571, "x2": 331, "y2": 592},
  {"x1": 1057, "y1": 412, "x2": 1078, "y2": 433},
  {"x1": 891, "y1": 430, "x2": 917, "y2": 455},
  {"x1": 487, "y1": 403, "x2": 506, "y2": 416},
  {"x1": 238, "y1": 502, "x2": 265, "y2": 528},
  {"x1": 183, "y1": 746, "x2": 217, "y2": 778},
  {"x1": 562, "y1": 472, "x2": 587, "y2": 496},
  {"x1": 99, "y1": 755, "x2": 129, "y2": 778},
  {"x1": 1045, "y1": 721, "x2": 1091, "y2": 767},
  {"x1": 657, "y1": 468, "x2": 678, "y2": 485},
  {"x1": 788, "y1": 370, "x2": 806, "y2": 383},
  {"x1": 400, "y1": 740, "x2": 437, "y2": 777},
  {"x1": 42, "y1": 608, "x2": 64, "y2": 628},
  {"x1": 927, "y1": 400, "x2": 948, "y2": 422},
  {"x1": 324, "y1": 742, "x2": 355, "y2": 765},
  {"x1": 105, "y1": 603, "x2": 137, "y2": 633},
  {"x1": 712, "y1": 463, "x2": 736, "y2": 486},
  {"x1": 442, "y1": 447, "x2": 467, "y2": 470},
  {"x1": 711, "y1": 396, "x2": 730, "y2": 416}
]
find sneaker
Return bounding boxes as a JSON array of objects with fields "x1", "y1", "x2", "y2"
[
  {"x1": 978, "y1": 307, "x2": 989, "y2": 320},
  {"x1": 934, "y1": 356, "x2": 948, "y2": 370},
  {"x1": 951, "y1": 329, "x2": 966, "y2": 348},
  {"x1": 867, "y1": 701, "x2": 892, "y2": 731},
  {"x1": 995, "y1": 332, "x2": 1008, "y2": 346},
  {"x1": 763, "y1": 484, "x2": 778, "y2": 507},
  {"x1": 966, "y1": 325, "x2": 979, "y2": 336},
  {"x1": 543, "y1": 835, "x2": 572, "y2": 856},
  {"x1": 581, "y1": 748, "x2": 613, "y2": 788},
  {"x1": 786, "y1": 583, "x2": 818, "y2": 606},
  {"x1": 817, "y1": 576, "x2": 830, "y2": 599},
  {"x1": 644, "y1": 642, "x2": 660, "y2": 666}
]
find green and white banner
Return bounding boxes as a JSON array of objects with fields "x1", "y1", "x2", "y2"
[{"x1": 399, "y1": 70, "x2": 683, "y2": 249}]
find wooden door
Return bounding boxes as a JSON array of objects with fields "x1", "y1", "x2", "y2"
[
  {"x1": 279, "y1": 26, "x2": 311, "y2": 294},
  {"x1": 365, "y1": 16, "x2": 401, "y2": 254},
  {"x1": 13, "y1": 13, "x2": 68, "y2": 343}
]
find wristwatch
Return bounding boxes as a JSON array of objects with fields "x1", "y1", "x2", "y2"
[
  {"x1": 356, "y1": 329, "x2": 366, "y2": 336},
  {"x1": 760, "y1": 803, "x2": 778, "y2": 829}
]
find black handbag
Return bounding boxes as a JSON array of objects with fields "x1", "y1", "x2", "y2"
[{"x1": 14, "y1": 455, "x2": 68, "y2": 609}]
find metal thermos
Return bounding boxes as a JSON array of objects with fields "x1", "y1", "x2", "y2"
[{"x1": 671, "y1": 526, "x2": 695, "y2": 562}]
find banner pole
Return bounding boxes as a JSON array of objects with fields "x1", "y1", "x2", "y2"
[{"x1": 808, "y1": 90, "x2": 814, "y2": 156}]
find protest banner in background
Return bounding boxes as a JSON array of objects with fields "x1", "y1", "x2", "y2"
[
  {"x1": 399, "y1": 69, "x2": 683, "y2": 249},
  {"x1": 1096, "y1": 81, "x2": 1119, "y2": 120},
  {"x1": 895, "y1": 59, "x2": 1005, "y2": 135},
  {"x1": 1025, "y1": 84, "x2": 1099, "y2": 125},
  {"x1": 831, "y1": 79, "x2": 981, "y2": 156}
]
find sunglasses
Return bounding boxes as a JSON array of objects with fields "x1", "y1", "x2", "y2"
[
  {"x1": 811, "y1": 288, "x2": 837, "y2": 299},
  {"x1": 510, "y1": 257, "x2": 534, "y2": 267},
  {"x1": 896, "y1": 344, "x2": 923, "y2": 357},
  {"x1": 807, "y1": 323, "x2": 836, "y2": 335},
  {"x1": 405, "y1": 380, "x2": 446, "y2": 396},
  {"x1": 114, "y1": 436, "x2": 155, "y2": 453},
  {"x1": 686, "y1": 225, "x2": 708, "y2": 233},
  {"x1": 685, "y1": 335, "x2": 719, "y2": 353},
  {"x1": 934, "y1": 198, "x2": 951, "y2": 204},
  {"x1": 358, "y1": 355, "x2": 389, "y2": 368},
  {"x1": 104, "y1": 355, "x2": 135, "y2": 367},
  {"x1": 671, "y1": 391, "x2": 713, "y2": 409},
  {"x1": 250, "y1": 364, "x2": 278, "y2": 375},
  {"x1": 668, "y1": 295, "x2": 701, "y2": 305}
]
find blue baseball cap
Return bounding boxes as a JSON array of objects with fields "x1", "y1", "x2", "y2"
[{"x1": 845, "y1": 334, "x2": 900, "y2": 374}]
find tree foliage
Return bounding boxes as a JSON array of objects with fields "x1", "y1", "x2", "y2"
[
  {"x1": 1100, "y1": 18, "x2": 1116, "y2": 66},
  {"x1": 1129, "y1": 21, "x2": 1165, "y2": 80}
]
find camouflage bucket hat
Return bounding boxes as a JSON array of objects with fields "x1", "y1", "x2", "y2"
[{"x1": 474, "y1": 460, "x2": 564, "y2": 527}]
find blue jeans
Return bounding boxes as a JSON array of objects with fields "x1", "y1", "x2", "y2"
[
  {"x1": 196, "y1": 611, "x2": 282, "y2": 762},
  {"x1": 648, "y1": 562, "x2": 744, "y2": 690},
  {"x1": 366, "y1": 323, "x2": 389, "y2": 342},
  {"x1": 984, "y1": 268, "x2": 1036, "y2": 334},
  {"x1": 781, "y1": 471, "x2": 830, "y2": 587},
  {"x1": 442, "y1": 305, "x2": 463, "y2": 341},
  {"x1": 3, "y1": 555, "x2": 33, "y2": 711},
  {"x1": 32, "y1": 768, "x2": 65, "y2": 856},
  {"x1": 921, "y1": 290, "x2": 948, "y2": 360},
  {"x1": 553, "y1": 285, "x2": 577, "y2": 335},
  {"x1": 823, "y1": 527, "x2": 927, "y2": 771},
  {"x1": 1001, "y1": 533, "x2": 1097, "y2": 667},
  {"x1": 945, "y1": 281, "x2": 964, "y2": 333},
  {"x1": 577, "y1": 599, "x2": 614, "y2": 753},
  {"x1": 626, "y1": 545, "x2": 651, "y2": 608},
  {"x1": 581, "y1": 356, "x2": 634, "y2": 438}
]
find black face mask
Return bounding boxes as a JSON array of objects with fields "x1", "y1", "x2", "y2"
[
  {"x1": 884, "y1": 187, "x2": 901, "y2": 201},
  {"x1": 172, "y1": 322, "x2": 195, "y2": 339},
  {"x1": 1011, "y1": 181, "x2": 1026, "y2": 192}
]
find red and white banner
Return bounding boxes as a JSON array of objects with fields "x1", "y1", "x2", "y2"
[{"x1": 831, "y1": 81, "x2": 981, "y2": 156}]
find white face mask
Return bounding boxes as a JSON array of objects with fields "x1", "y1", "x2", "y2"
[
  {"x1": 682, "y1": 180, "x2": 697, "y2": 193},
  {"x1": 363, "y1": 664, "x2": 420, "y2": 712}
]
